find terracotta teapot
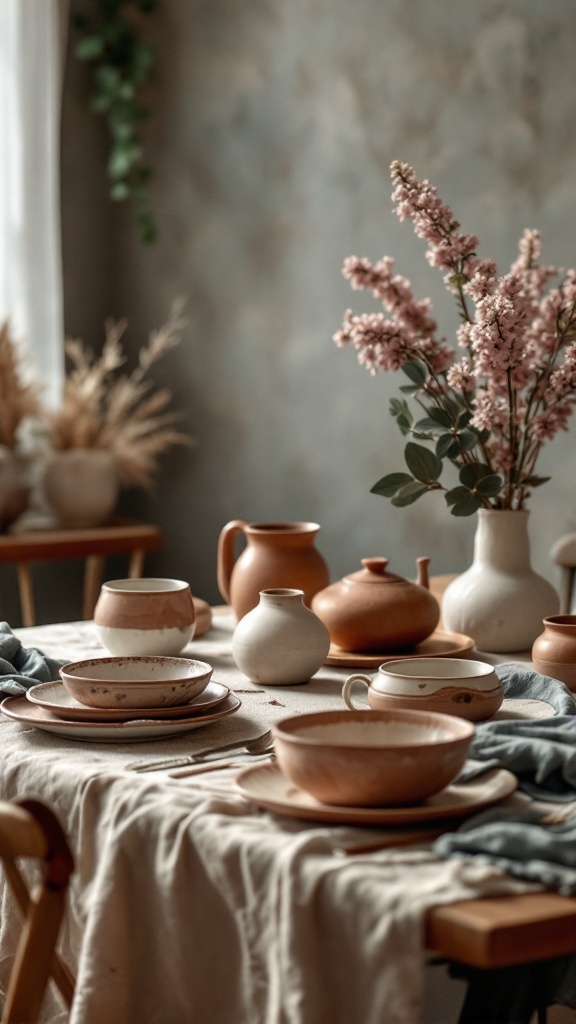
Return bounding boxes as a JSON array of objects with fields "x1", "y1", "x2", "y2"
[{"x1": 310, "y1": 556, "x2": 440, "y2": 653}]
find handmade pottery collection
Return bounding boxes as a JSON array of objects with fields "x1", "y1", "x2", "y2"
[
  {"x1": 342, "y1": 657, "x2": 503, "y2": 722},
  {"x1": 231, "y1": 588, "x2": 330, "y2": 685},
  {"x1": 311, "y1": 556, "x2": 439, "y2": 653},
  {"x1": 217, "y1": 520, "x2": 329, "y2": 621}
]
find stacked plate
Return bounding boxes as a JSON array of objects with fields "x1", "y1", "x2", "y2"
[{"x1": 0, "y1": 678, "x2": 241, "y2": 743}]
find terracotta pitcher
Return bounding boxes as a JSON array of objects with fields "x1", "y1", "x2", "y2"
[{"x1": 217, "y1": 520, "x2": 330, "y2": 620}]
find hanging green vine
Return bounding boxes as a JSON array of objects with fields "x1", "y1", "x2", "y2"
[{"x1": 72, "y1": 0, "x2": 158, "y2": 244}]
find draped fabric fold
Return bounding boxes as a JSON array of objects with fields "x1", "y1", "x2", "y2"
[{"x1": 0, "y1": 0, "x2": 69, "y2": 409}]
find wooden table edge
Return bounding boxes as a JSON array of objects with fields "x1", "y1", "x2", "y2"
[{"x1": 425, "y1": 890, "x2": 576, "y2": 968}]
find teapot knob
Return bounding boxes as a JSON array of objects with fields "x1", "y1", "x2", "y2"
[{"x1": 361, "y1": 557, "x2": 389, "y2": 575}]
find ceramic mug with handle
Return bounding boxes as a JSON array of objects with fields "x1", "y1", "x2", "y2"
[{"x1": 342, "y1": 657, "x2": 503, "y2": 722}]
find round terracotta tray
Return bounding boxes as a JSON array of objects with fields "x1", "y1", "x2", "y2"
[{"x1": 324, "y1": 629, "x2": 475, "y2": 668}]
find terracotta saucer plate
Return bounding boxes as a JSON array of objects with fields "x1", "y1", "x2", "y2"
[
  {"x1": 325, "y1": 629, "x2": 475, "y2": 668},
  {"x1": 234, "y1": 762, "x2": 517, "y2": 825},
  {"x1": 0, "y1": 693, "x2": 241, "y2": 743},
  {"x1": 25, "y1": 679, "x2": 230, "y2": 722}
]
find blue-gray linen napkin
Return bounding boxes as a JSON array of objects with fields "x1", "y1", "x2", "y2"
[
  {"x1": 0, "y1": 622, "x2": 65, "y2": 699},
  {"x1": 460, "y1": 663, "x2": 576, "y2": 800},
  {"x1": 435, "y1": 662, "x2": 576, "y2": 896}
]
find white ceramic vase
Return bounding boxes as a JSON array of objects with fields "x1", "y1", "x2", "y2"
[
  {"x1": 41, "y1": 449, "x2": 120, "y2": 528},
  {"x1": 232, "y1": 587, "x2": 331, "y2": 685},
  {"x1": 442, "y1": 509, "x2": 559, "y2": 653}
]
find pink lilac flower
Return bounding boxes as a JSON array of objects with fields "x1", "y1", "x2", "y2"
[
  {"x1": 336, "y1": 158, "x2": 576, "y2": 509},
  {"x1": 530, "y1": 405, "x2": 573, "y2": 441},
  {"x1": 390, "y1": 161, "x2": 480, "y2": 288},
  {"x1": 446, "y1": 358, "x2": 474, "y2": 392}
]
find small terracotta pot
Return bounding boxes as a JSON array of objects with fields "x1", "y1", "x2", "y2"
[{"x1": 532, "y1": 615, "x2": 576, "y2": 691}]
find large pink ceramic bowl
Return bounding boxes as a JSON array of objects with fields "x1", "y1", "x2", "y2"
[
  {"x1": 272, "y1": 709, "x2": 474, "y2": 807},
  {"x1": 60, "y1": 656, "x2": 212, "y2": 710}
]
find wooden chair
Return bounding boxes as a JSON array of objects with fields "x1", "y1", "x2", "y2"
[
  {"x1": 551, "y1": 533, "x2": 576, "y2": 613},
  {"x1": 0, "y1": 519, "x2": 162, "y2": 626},
  {"x1": 0, "y1": 799, "x2": 75, "y2": 1023}
]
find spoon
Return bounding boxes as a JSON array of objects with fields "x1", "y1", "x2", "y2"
[{"x1": 128, "y1": 729, "x2": 274, "y2": 772}]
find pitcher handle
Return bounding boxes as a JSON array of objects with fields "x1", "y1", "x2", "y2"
[
  {"x1": 217, "y1": 519, "x2": 247, "y2": 604},
  {"x1": 342, "y1": 674, "x2": 373, "y2": 710}
]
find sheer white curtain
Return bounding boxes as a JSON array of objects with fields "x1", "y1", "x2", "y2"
[{"x1": 0, "y1": 0, "x2": 68, "y2": 409}]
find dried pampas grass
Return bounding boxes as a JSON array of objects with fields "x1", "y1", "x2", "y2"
[
  {"x1": 0, "y1": 320, "x2": 43, "y2": 449},
  {"x1": 47, "y1": 299, "x2": 193, "y2": 490}
]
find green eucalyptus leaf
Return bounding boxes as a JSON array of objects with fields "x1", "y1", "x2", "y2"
[
  {"x1": 391, "y1": 481, "x2": 429, "y2": 507},
  {"x1": 449, "y1": 494, "x2": 483, "y2": 516},
  {"x1": 445, "y1": 438, "x2": 464, "y2": 459},
  {"x1": 456, "y1": 429, "x2": 480, "y2": 453},
  {"x1": 390, "y1": 397, "x2": 410, "y2": 417},
  {"x1": 427, "y1": 407, "x2": 452, "y2": 428},
  {"x1": 95, "y1": 65, "x2": 121, "y2": 94},
  {"x1": 456, "y1": 409, "x2": 472, "y2": 429},
  {"x1": 404, "y1": 442, "x2": 443, "y2": 483},
  {"x1": 475, "y1": 473, "x2": 504, "y2": 497},
  {"x1": 459, "y1": 462, "x2": 493, "y2": 488},
  {"x1": 521, "y1": 475, "x2": 551, "y2": 487},
  {"x1": 436, "y1": 433, "x2": 455, "y2": 459},
  {"x1": 399, "y1": 384, "x2": 420, "y2": 394},
  {"x1": 402, "y1": 359, "x2": 428, "y2": 385},
  {"x1": 415, "y1": 417, "x2": 446, "y2": 434},
  {"x1": 370, "y1": 473, "x2": 414, "y2": 497},
  {"x1": 75, "y1": 36, "x2": 105, "y2": 60},
  {"x1": 447, "y1": 272, "x2": 468, "y2": 287},
  {"x1": 396, "y1": 414, "x2": 412, "y2": 436},
  {"x1": 110, "y1": 182, "x2": 131, "y2": 201},
  {"x1": 445, "y1": 486, "x2": 471, "y2": 507}
]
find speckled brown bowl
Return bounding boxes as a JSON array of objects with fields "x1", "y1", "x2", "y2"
[
  {"x1": 272, "y1": 708, "x2": 474, "y2": 807},
  {"x1": 60, "y1": 656, "x2": 212, "y2": 710}
]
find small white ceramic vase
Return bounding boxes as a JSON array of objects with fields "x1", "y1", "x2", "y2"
[
  {"x1": 41, "y1": 449, "x2": 120, "y2": 528},
  {"x1": 232, "y1": 588, "x2": 330, "y2": 685},
  {"x1": 442, "y1": 509, "x2": 559, "y2": 653}
]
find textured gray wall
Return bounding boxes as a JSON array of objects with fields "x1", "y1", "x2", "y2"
[{"x1": 56, "y1": 0, "x2": 576, "y2": 618}]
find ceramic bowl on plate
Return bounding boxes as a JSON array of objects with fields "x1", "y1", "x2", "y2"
[
  {"x1": 272, "y1": 708, "x2": 474, "y2": 807},
  {"x1": 60, "y1": 656, "x2": 212, "y2": 710},
  {"x1": 94, "y1": 578, "x2": 196, "y2": 656},
  {"x1": 342, "y1": 658, "x2": 503, "y2": 722}
]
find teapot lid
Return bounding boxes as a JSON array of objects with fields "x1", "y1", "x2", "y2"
[{"x1": 344, "y1": 558, "x2": 410, "y2": 585}]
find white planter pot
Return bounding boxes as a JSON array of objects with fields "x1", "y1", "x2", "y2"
[
  {"x1": 442, "y1": 509, "x2": 559, "y2": 653},
  {"x1": 41, "y1": 449, "x2": 120, "y2": 528},
  {"x1": 232, "y1": 587, "x2": 330, "y2": 685}
]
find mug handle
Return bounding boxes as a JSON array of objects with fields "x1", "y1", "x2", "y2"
[{"x1": 342, "y1": 674, "x2": 373, "y2": 710}]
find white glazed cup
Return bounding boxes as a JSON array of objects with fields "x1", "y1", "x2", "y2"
[
  {"x1": 342, "y1": 658, "x2": 503, "y2": 721},
  {"x1": 94, "y1": 578, "x2": 196, "y2": 657}
]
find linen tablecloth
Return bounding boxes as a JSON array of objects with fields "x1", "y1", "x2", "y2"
[{"x1": 0, "y1": 613, "x2": 556, "y2": 1024}]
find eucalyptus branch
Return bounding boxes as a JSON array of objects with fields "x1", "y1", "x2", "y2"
[{"x1": 72, "y1": 0, "x2": 158, "y2": 244}]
